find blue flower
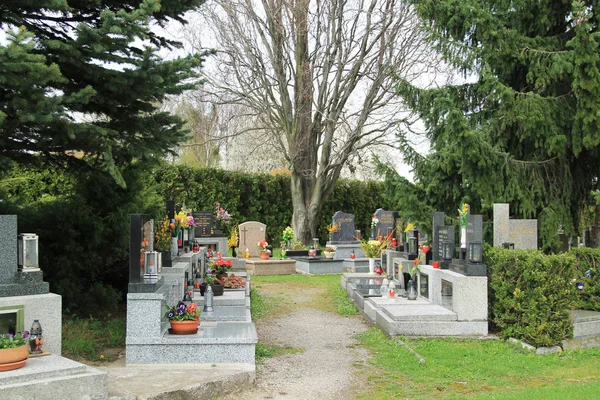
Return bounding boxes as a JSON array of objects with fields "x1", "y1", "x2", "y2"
[{"x1": 167, "y1": 310, "x2": 175, "y2": 320}]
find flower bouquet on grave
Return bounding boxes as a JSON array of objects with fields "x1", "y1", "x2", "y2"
[
  {"x1": 282, "y1": 226, "x2": 295, "y2": 248},
  {"x1": 215, "y1": 203, "x2": 231, "y2": 232},
  {"x1": 359, "y1": 238, "x2": 388, "y2": 259},
  {"x1": 458, "y1": 202, "x2": 469, "y2": 248},
  {"x1": 228, "y1": 226, "x2": 239, "y2": 257}
]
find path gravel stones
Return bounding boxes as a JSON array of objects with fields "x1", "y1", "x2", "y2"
[{"x1": 225, "y1": 283, "x2": 370, "y2": 400}]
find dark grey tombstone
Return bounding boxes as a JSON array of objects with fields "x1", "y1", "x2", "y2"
[
  {"x1": 0, "y1": 215, "x2": 49, "y2": 296},
  {"x1": 435, "y1": 226, "x2": 455, "y2": 263},
  {"x1": 431, "y1": 211, "x2": 445, "y2": 261},
  {"x1": 451, "y1": 214, "x2": 486, "y2": 276},
  {"x1": 330, "y1": 212, "x2": 358, "y2": 243},
  {"x1": 129, "y1": 214, "x2": 163, "y2": 293},
  {"x1": 193, "y1": 211, "x2": 213, "y2": 237},
  {"x1": 374, "y1": 209, "x2": 398, "y2": 239},
  {"x1": 166, "y1": 200, "x2": 175, "y2": 221}
]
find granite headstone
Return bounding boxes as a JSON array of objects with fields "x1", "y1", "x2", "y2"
[
  {"x1": 193, "y1": 211, "x2": 213, "y2": 236},
  {"x1": 238, "y1": 221, "x2": 266, "y2": 257},
  {"x1": 373, "y1": 209, "x2": 398, "y2": 239},
  {"x1": 330, "y1": 212, "x2": 358, "y2": 243}
]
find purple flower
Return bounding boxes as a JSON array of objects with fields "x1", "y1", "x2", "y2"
[
  {"x1": 176, "y1": 308, "x2": 184, "y2": 316},
  {"x1": 167, "y1": 310, "x2": 175, "y2": 320},
  {"x1": 22, "y1": 331, "x2": 29, "y2": 338},
  {"x1": 7, "y1": 334, "x2": 13, "y2": 339}
]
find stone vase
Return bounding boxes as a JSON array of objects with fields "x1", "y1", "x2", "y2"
[
  {"x1": 171, "y1": 237, "x2": 178, "y2": 258},
  {"x1": 368, "y1": 258, "x2": 376, "y2": 273}
]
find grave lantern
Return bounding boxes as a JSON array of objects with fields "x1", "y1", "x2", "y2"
[
  {"x1": 502, "y1": 242, "x2": 515, "y2": 250},
  {"x1": 312, "y1": 238, "x2": 319, "y2": 248},
  {"x1": 18, "y1": 233, "x2": 39, "y2": 270},
  {"x1": 442, "y1": 241, "x2": 453, "y2": 261},
  {"x1": 355, "y1": 230, "x2": 361, "y2": 241},
  {"x1": 203, "y1": 284, "x2": 215, "y2": 312},
  {"x1": 144, "y1": 251, "x2": 159, "y2": 282},
  {"x1": 468, "y1": 242, "x2": 483, "y2": 264}
]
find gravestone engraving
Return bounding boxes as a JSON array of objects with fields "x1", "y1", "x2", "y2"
[
  {"x1": 330, "y1": 212, "x2": 358, "y2": 243},
  {"x1": 193, "y1": 211, "x2": 213, "y2": 237},
  {"x1": 508, "y1": 219, "x2": 538, "y2": 249},
  {"x1": 373, "y1": 209, "x2": 398, "y2": 239},
  {"x1": 435, "y1": 226, "x2": 455, "y2": 262},
  {"x1": 431, "y1": 211, "x2": 446, "y2": 262},
  {"x1": 238, "y1": 221, "x2": 266, "y2": 257},
  {"x1": 494, "y1": 203, "x2": 538, "y2": 249}
]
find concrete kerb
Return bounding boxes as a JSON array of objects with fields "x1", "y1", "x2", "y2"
[
  {"x1": 508, "y1": 337, "x2": 563, "y2": 355},
  {"x1": 100, "y1": 362, "x2": 255, "y2": 400}
]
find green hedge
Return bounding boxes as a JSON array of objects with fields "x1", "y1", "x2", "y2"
[
  {"x1": 1, "y1": 161, "x2": 392, "y2": 314},
  {"x1": 486, "y1": 246, "x2": 600, "y2": 347}
]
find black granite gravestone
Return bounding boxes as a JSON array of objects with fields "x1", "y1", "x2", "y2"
[
  {"x1": 193, "y1": 211, "x2": 213, "y2": 237},
  {"x1": 373, "y1": 209, "x2": 398, "y2": 240},
  {"x1": 128, "y1": 214, "x2": 163, "y2": 293},
  {"x1": 330, "y1": 212, "x2": 358, "y2": 243}
]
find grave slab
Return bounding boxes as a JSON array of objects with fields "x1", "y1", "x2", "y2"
[
  {"x1": 201, "y1": 306, "x2": 251, "y2": 322},
  {"x1": 0, "y1": 355, "x2": 107, "y2": 400},
  {"x1": 194, "y1": 290, "x2": 247, "y2": 307},
  {"x1": 295, "y1": 258, "x2": 345, "y2": 274},
  {"x1": 343, "y1": 258, "x2": 369, "y2": 273},
  {"x1": 245, "y1": 259, "x2": 296, "y2": 275},
  {"x1": 381, "y1": 303, "x2": 457, "y2": 321}
]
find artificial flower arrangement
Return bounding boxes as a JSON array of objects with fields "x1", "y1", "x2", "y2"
[
  {"x1": 154, "y1": 215, "x2": 172, "y2": 252},
  {"x1": 257, "y1": 239, "x2": 270, "y2": 253},
  {"x1": 210, "y1": 257, "x2": 233, "y2": 275},
  {"x1": 324, "y1": 246, "x2": 336, "y2": 253},
  {"x1": 282, "y1": 226, "x2": 295, "y2": 241},
  {"x1": 165, "y1": 301, "x2": 200, "y2": 321},
  {"x1": 359, "y1": 238, "x2": 388, "y2": 258},
  {"x1": 228, "y1": 225, "x2": 239, "y2": 248},
  {"x1": 215, "y1": 202, "x2": 232, "y2": 224},
  {"x1": 371, "y1": 216, "x2": 379, "y2": 228},
  {"x1": 222, "y1": 274, "x2": 246, "y2": 288},
  {"x1": 327, "y1": 223, "x2": 340, "y2": 233},
  {"x1": 410, "y1": 258, "x2": 421, "y2": 280},
  {"x1": 0, "y1": 331, "x2": 29, "y2": 349},
  {"x1": 404, "y1": 222, "x2": 415, "y2": 233},
  {"x1": 458, "y1": 202, "x2": 469, "y2": 229},
  {"x1": 170, "y1": 210, "x2": 191, "y2": 237}
]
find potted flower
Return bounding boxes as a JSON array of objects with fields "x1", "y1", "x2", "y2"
[
  {"x1": 200, "y1": 274, "x2": 224, "y2": 296},
  {"x1": 258, "y1": 239, "x2": 270, "y2": 260},
  {"x1": 210, "y1": 257, "x2": 233, "y2": 281},
  {"x1": 165, "y1": 301, "x2": 201, "y2": 334},
  {"x1": 155, "y1": 215, "x2": 172, "y2": 268},
  {"x1": 359, "y1": 238, "x2": 388, "y2": 273},
  {"x1": 323, "y1": 246, "x2": 336, "y2": 259},
  {"x1": 327, "y1": 223, "x2": 340, "y2": 242},
  {"x1": 0, "y1": 331, "x2": 30, "y2": 370}
]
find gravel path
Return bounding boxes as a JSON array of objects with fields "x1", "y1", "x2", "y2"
[{"x1": 225, "y1": 284, "x2": 370, "y2": 400}]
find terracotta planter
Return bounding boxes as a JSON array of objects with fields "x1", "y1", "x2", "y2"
[
  {"x1": 169, "y1": 320, "x2": 199, "y2": 335},
  {"x1": 0, "y1": 345, "x2": 29, "y2": 371},
  {"x1": 260, "y1": 251, "x2": 270, "y2": 260}
]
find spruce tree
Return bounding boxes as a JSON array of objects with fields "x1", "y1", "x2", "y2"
[
  {"x1": 396, "y1": 0, "x2": 600, "y2": 248},
  {"x1": 0, "y1": 0, "x2": 206, "y2": 185}
]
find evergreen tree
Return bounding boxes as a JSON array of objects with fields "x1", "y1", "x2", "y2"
[
  {"x1": 0, "y1": 0, "x2": 206, "y2": 185},
  {"x1": 396, "y1": 0, "x2": 600, "y2": 248}
]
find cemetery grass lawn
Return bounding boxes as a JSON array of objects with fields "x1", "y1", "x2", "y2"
[
  {"x1": 62, "y1": 314, "x2": 126, "y2": 362},
  {"x1": 356, "y1": 328, "x2": 600, "y2": 399}
]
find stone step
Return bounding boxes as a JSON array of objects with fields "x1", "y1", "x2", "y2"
[
  {"x1": 0, "y1": 355, "x2": 107, "y2": 400},
  {"x1": 126, "y1": 322, "x2": 257, "y2": 364},
  {"x1": 201, "y1": 306, "x2": 252, "y2": 322},
  {"x1": 382, "y1": 303, "x2": 458, "y2": 322},
  {"x1": 104, "y1": 363, "x2": 255, "y2": 400},
  {"x1": 295, "y1": 258, "x2": 345, "y2": 274},
  {"x1": 245, "y1": 259, "x2": 297, "y2": 275},
  {"x1": 376, "y1": 310, "x2": 487, "y2": 337}
]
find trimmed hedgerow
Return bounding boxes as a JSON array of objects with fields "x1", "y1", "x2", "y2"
[
  {"x1": 570, "y1": 247, "x2": 600, "y2": 311},
  {"x1": 486, "y1": 247, "x2": 577, "y2": 347}
]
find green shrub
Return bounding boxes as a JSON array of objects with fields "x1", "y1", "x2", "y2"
[
  {"x1": 486, "y1": 247, "x2": 577, "y2": 347},
  {"x1": 569, "y1": 247, "x2": 600, "y2": 311}
]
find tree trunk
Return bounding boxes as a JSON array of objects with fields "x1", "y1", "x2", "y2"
[
  {"x1": 593, "y1": 204, "x2": 600, "y2": 248},
  {"x1": 291, "y1": 171, "x2": 321, "y2": 244}
]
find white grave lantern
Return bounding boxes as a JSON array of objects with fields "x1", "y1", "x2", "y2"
[
  {"x1": 144, "y1": 251, "x2": 159, "y2": 282},
  {"x1": 18, "y1": 233, "x2": 39, "y2": 271}
]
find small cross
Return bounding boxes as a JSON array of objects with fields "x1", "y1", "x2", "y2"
[{"x1": 240, "y1": 226, "x2": 249, "y2": 246}]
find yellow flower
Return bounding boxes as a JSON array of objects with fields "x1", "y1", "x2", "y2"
[{"x1": 404, "y1": 223, "x2": 415, "y2": 233}]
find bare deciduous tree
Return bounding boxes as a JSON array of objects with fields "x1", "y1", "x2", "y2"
[{"x1": 196, "y1": 0, "x2": 441, "y2": 242}]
